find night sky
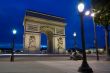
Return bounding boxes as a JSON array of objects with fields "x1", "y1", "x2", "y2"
[{"x1": 0, "y1": 0, "x2": 105, "y2": 50}]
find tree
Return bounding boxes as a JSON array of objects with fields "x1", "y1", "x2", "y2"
[{"x1": 92, "y1": 0, "x2": 110, "y2": 59}]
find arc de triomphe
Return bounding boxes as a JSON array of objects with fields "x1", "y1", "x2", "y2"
[{"x1": 23, "y1": 10, "x2": 66, "y2": 54}]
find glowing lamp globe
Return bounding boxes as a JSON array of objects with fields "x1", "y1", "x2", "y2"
[
  {"x1": 78, "y1": 3, "x2": 85, "y2": 12},
  {"x1": 85, "y1": 11, "x2": 90, "y2": 16},
  {"x1": 13, "y1": 29, "x2": 17, "y2": 35},
  {"x1": 91, "y1": 13, "x2": 95, "y2": 17},
  {"x1": 73, "y1": 32, "x2": 76, "y2": 37}
]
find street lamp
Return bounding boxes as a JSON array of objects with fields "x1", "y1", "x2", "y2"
[
  {"x1": 10, "y1": 29, "x2": 17, "y2": 62},
  {"x1": 91, "y1": 13, "x2": 95, "y2": 17},
  {"x1": 73, "y1": 32, "x2": 77, "y2": 53},
  {"x1": 73, "y1": 32, "x2": 77, "y2": 48},
  {"x1": 91, "y1": 12, "x2": 99, "y2": 61},
  {"x1": 78, "y1": 3, "x2": 85, "y2": 13},
  {"x1": 85, "y1": 11, "x2": 99, "y2": 61},
  {"x1": 73, "y1": 32, "x2": 76, "y2": 37},
  {"x1": 78, "y1": 2, "x2": 93, "y2": 73},
  {"x1": 85, "y1": 10, "x2": 90, "y2": 16},
  {"x1": 13, "y1": 29, "x2": 17, "y2": 35}
]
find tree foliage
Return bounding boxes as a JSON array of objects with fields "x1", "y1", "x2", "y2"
[{"x1": 91, "y1": 0, "x2": 110, "y2": 26}]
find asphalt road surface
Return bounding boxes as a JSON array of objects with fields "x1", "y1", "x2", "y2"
[{"x1": 0, "y1": 54, "x2": 110, "y2": 73}]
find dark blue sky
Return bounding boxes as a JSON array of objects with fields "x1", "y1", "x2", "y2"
[{"x1": 0, "y1": 0, "x2": 105, "y2": 49}]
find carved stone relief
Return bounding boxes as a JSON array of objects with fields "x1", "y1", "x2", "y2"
[
  {"x1": 28, "y1": 35, "x2": 36, "y2": 49},
  {"x1": 56, "y1": 28, "x2": 64, "y2": 34},
  {"x1": 40, "y1": 26, "x2": 55, "y2": 33},
  {"x1": 57, "y1": 37, "x2": 63, "y2": 49},
  {"x1": 26, "y1": 24, "x2": 39, "y2": 32}
]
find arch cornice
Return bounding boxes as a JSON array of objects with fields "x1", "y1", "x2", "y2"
[{"x1": 25, "y1": 16, "x2": 66, "y2": 27}]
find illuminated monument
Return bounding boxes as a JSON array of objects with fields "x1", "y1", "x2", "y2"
[{"x1": 23, "y1": 10, "x2": 66, "y2": 53}]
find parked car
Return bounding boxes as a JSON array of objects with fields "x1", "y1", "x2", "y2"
[{"x1": 70, "y1": 51, "x2": 82, "y2": 60}]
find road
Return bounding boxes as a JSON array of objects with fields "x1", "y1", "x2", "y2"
[
  {"x1": 0, "y1": 54, "x2": 107, "y2": 61},
  {"x1": 0, "y1": 60, "x2": 110, "y2": 73}
]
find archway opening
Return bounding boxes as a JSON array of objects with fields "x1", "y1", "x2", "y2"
[
  {"x1": 40, "y1": 26, "x2": 54, "y2": 54},
  {"x1": 40, "y1": 31, "x2": 53, "y2": 54},
  {"x1": 40, "y1": 33, "x2": 48, "y2": 53}
]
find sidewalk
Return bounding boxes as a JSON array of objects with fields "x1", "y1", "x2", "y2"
[{"x1": 0, "y1": 60, "x2": 110, "y2": 73}]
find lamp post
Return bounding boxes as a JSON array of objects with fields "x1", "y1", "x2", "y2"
[
  {"x1": 85, "y1": 11, "x2": 99, "y2": 61},
  {"x1": 10, "y1": 29, "x2": 17, "y2": 62},
  {"x1": 78, "y1": 3, "x2": 93, "y2": 73},
  {"x1": 73, "y1": 32, "x2": 77, "y2": 52},
  {"x1": 91, "y1": 13, "x2": 99, "y2": 61}
]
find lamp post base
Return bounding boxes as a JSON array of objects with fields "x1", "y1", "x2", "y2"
[
  {"x1": 10, "y1": 55, "x2": 14, "y2": 62},
  {"x1": 78, "y1": 61, "x2": 93, "y2": 73},
  {"x1": 106, "y1": 49, "x2": 110, "y2": 61}
]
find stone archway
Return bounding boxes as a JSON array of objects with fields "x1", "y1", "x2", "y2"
[
  {"x1": 40, "y1": 26, "x2": 54, "y2": 53},
  {"x1": 23, "y1": 10, "x2": 66, "y2": 54}
]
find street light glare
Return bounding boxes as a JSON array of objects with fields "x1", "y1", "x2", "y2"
[
  {"x1": 73, "y1": 32, "x2": 76, "y2": 37},
  {"x1": 78, "y1": 3, "x2": 85, "y2": 12},
  {"x1": 13, "y1": 29, "x2": 17, "y2": 35},
  {"x1": 85, "y1": 11, "x2": 90, "y2": 16},
  {"x1": 91, "y1": 13, "x2": 95, "y2": 17}
]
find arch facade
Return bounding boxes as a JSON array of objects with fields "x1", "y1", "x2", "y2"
[{"x1": 23, "y1": 11, "x2": 66, "y2": 53}]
